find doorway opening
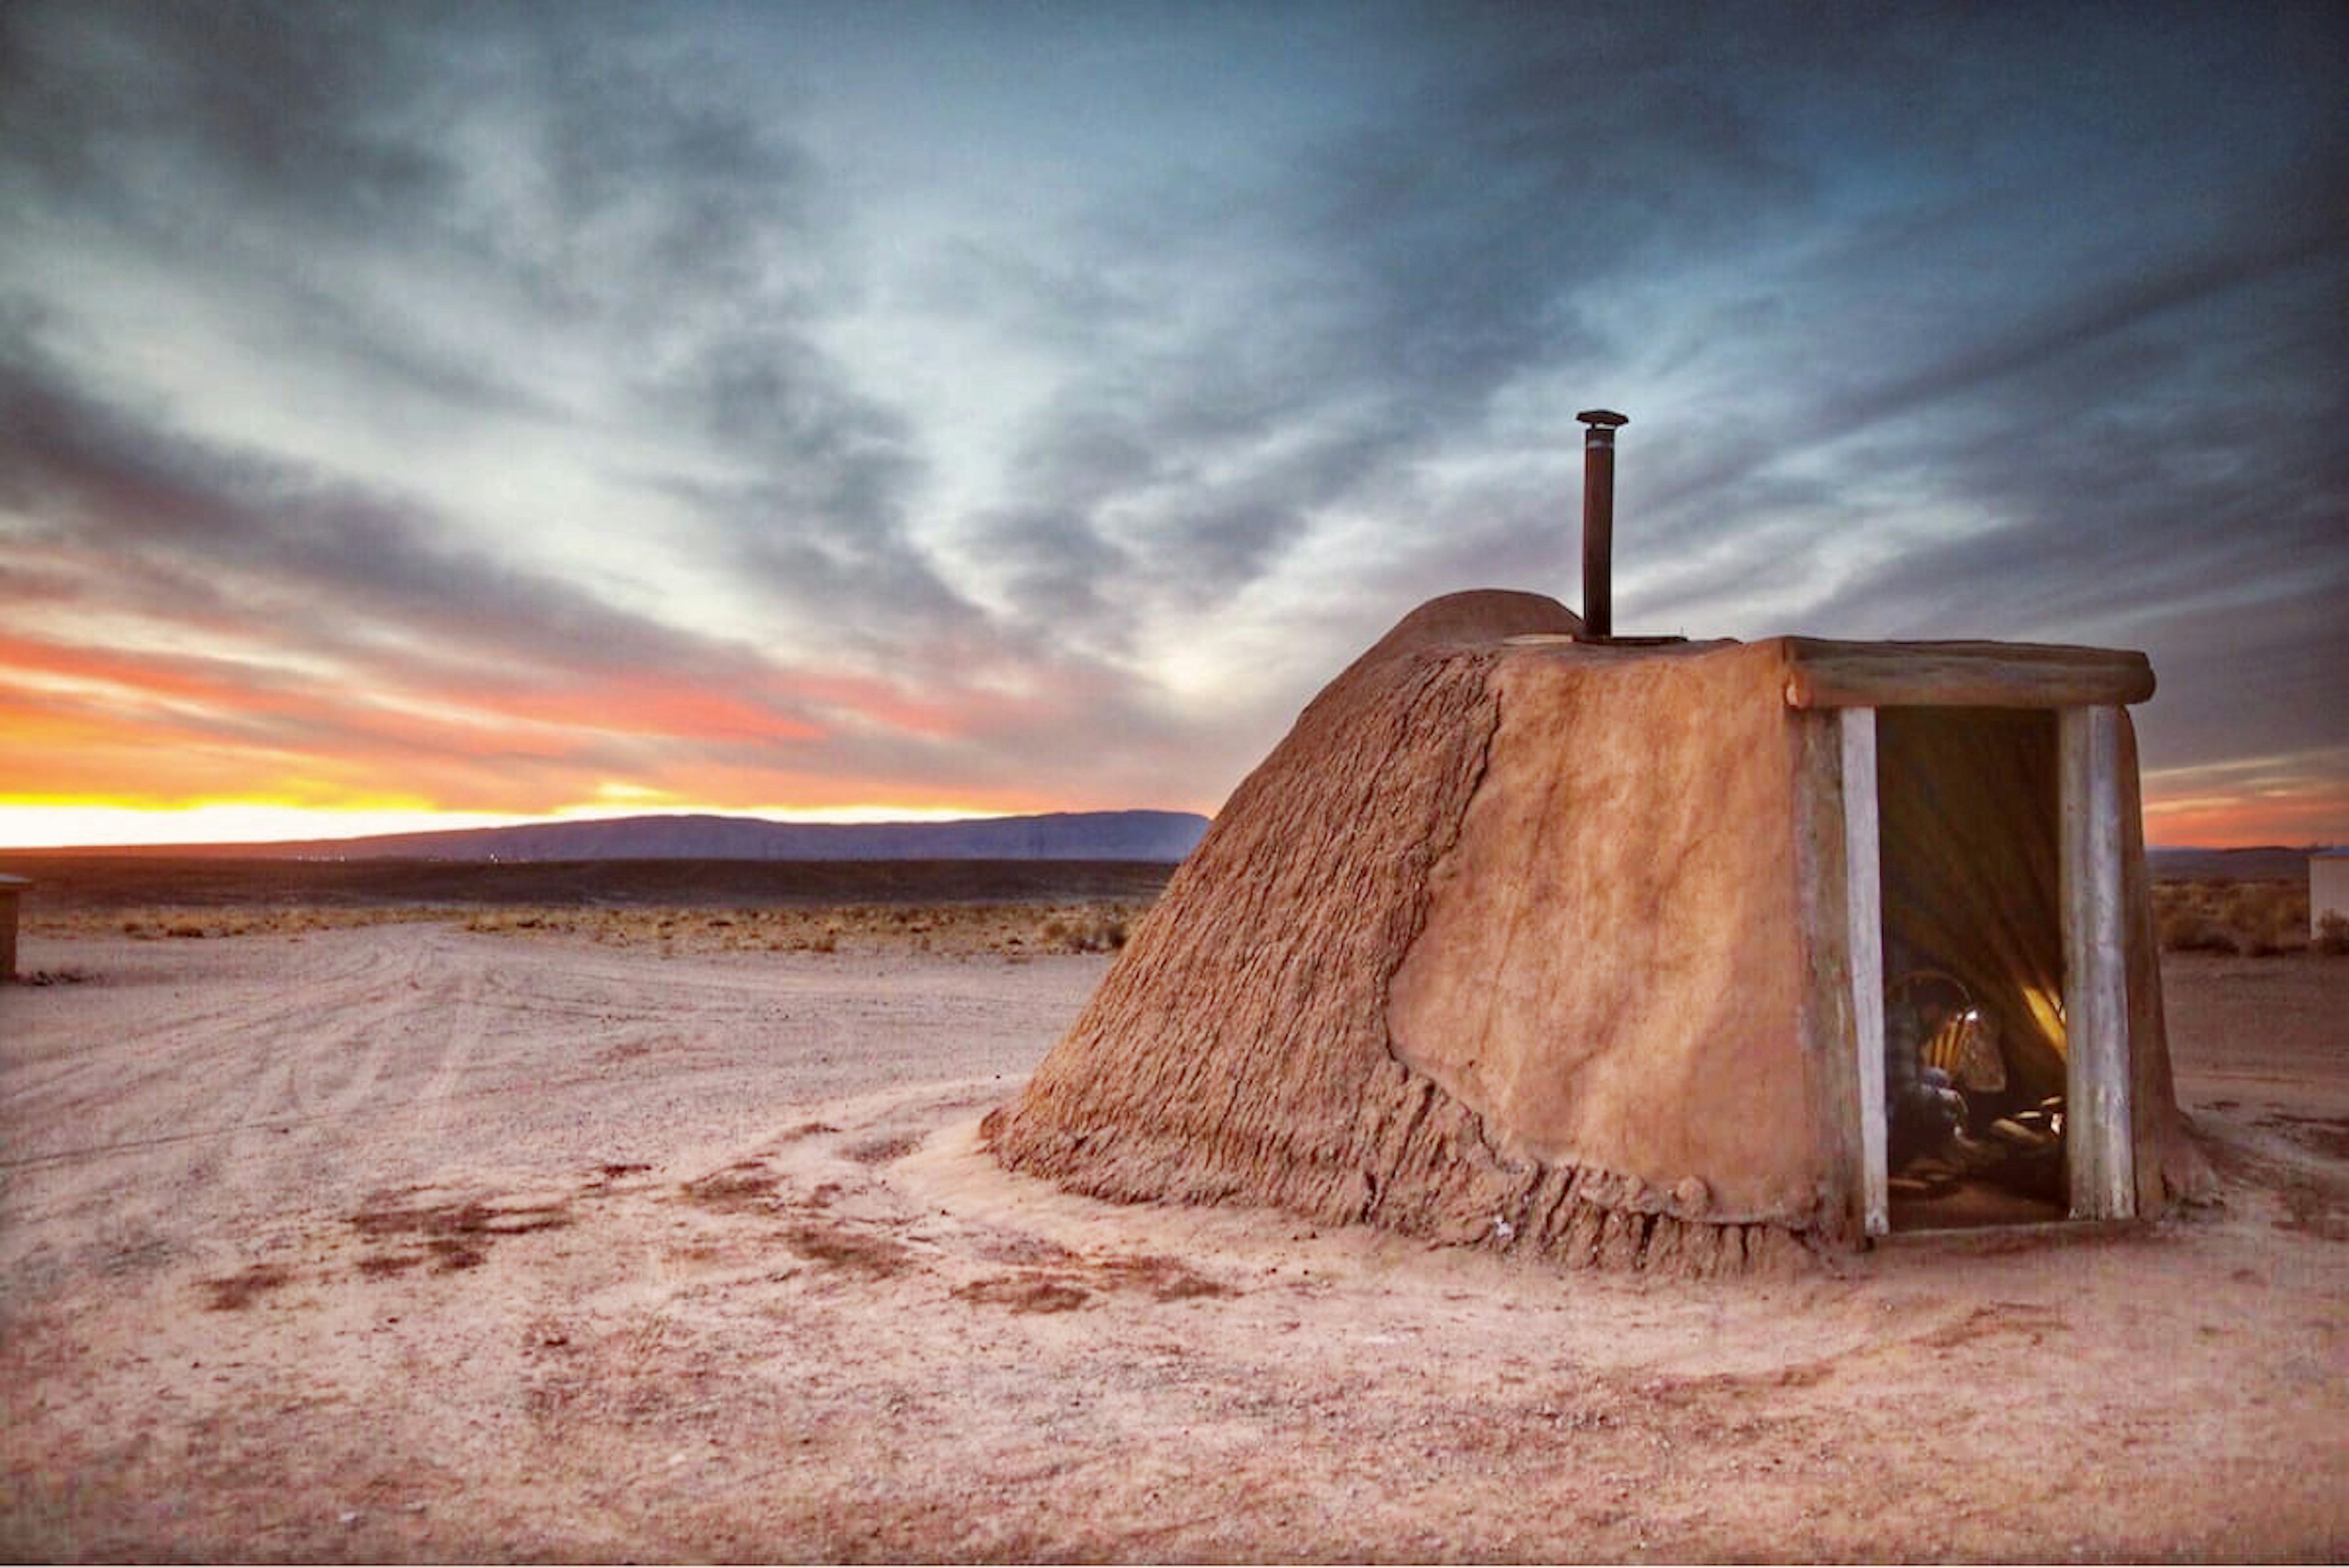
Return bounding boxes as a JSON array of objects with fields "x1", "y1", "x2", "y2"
[
  {"x1": 1874, "y1": 707, "x2": 2069, "y2": 1230},
  {"x1": 1841, "y1": 702, "x2": 2136, "y2": 1236}
]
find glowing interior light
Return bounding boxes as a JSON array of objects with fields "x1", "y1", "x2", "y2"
[{"x1": 2019, "y1": 985, "x2": 2066, "y2": 1055}]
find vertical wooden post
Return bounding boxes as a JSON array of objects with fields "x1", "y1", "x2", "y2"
[
  {"x1": 1792, "y1": 707, "x2": 1868, "y2": 1247},
  {"x1": 0, "y1": 875, "x2": 26, "y2": 983},
  {"x1": 2061, "y1": 705, "x2": 2135, "y2": 1219},
  {"x1": 1839, "y1": 709, "x2": 1889, "y2": 1236}
]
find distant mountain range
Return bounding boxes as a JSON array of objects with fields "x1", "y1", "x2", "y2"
[
  {"x1": 16, "y1": 816, "x2": 2324, "y2": 874},
  {"x1": 2145, "y1": 845, "x2": 2330, "y2": 882},
  {"x1": 196, "y1": 809, "x2": 1213, "y2": 863}
]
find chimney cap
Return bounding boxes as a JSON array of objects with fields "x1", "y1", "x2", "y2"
[{"x1": 1576, "y1": 409, "x2": 1628, "y2": 428}]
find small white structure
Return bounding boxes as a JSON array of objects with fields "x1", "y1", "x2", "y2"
[{"x1": 2313, "y1": 852, "x2": 2349, "y2": 943}]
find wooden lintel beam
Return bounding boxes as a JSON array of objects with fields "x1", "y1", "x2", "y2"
[{"x1": 1775, "y1": 637, "x2": 2156, "y2": 711}]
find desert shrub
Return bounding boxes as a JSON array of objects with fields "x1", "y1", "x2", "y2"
[
  {"x1": 2158, "y1": 905, "x2": 2236, "y2": 953},
  {"x1": 1039, "y1": 908, "x2": 1129, "y2": 953},
  {"x1": 2316, "y1": 912, "x2": 2349, "y2": 957},
  {"x1": 2154, "y1": 879, "x2": 2307, "y2": 956},
  {"x1": 2225, "y1": 882, "x2": 2306, "y2": 956}
]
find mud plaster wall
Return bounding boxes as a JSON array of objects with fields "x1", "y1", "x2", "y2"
[
  {"x1": 2119, "y1": 712, "x2": 2211, "y2": 1210},
  {"x1": 1387, "y1": 641, "x2": 1828, "y2": 1224},
  {"x1": 985, "y1": 592, "x2": 1819, "y2": 1276}
]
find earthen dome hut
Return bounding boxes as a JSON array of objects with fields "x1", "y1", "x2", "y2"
[{"x1": 984, "y1": 590, "x2": 2205, "y2": 1273}]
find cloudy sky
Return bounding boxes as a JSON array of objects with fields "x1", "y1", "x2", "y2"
[{"x1": 2, "y1": 1, "x2": 2343, "y2": 848}]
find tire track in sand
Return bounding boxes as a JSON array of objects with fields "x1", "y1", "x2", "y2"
[{"x1": 2, "y1": 927, "x2": 507, "y2": 1288}]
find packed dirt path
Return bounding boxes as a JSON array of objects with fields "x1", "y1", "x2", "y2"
[{"x1": 2, "y1": 928, "x2": 2344, "y2": 1561}]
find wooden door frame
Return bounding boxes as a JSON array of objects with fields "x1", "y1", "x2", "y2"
[{"x1": 1835, "y1": 704, "x2": 2135, "y2": 1235}]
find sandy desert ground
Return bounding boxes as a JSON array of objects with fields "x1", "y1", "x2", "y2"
[{"x1": 1, "y1": 898, "x2": 2345, "y2": 1561}]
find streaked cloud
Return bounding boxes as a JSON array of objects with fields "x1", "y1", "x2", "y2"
[{"x1": 1, "y1": 0, "x2": 2342, "y2": 844}]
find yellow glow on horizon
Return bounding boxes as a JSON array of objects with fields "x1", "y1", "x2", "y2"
[
  {"x1": 0, "y1": 797, "x2": 1026, "y2": 850},
  {"x1": 579, "y1": 781, "x2": 678, "y2": 809},
  {"x1": 0, "y1": 803, "x2": 539, "y2": 850}
]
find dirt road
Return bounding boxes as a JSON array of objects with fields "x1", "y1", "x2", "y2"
[{"x1": 2, "y1": 927, "x2": 2344, "y2": 1560}]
